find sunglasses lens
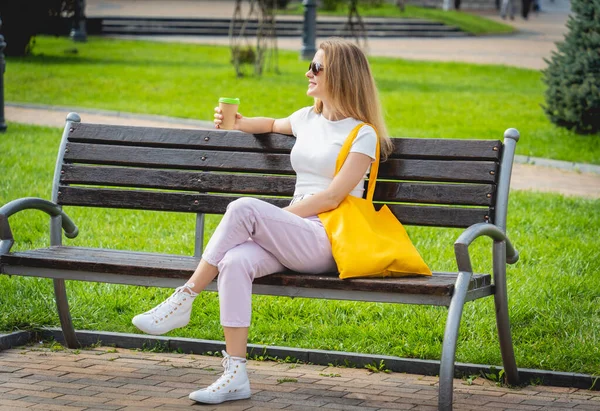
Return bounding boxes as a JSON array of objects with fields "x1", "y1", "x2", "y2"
[{"x1": 309, "y1": 62, "x2": 322, "y2": 75}]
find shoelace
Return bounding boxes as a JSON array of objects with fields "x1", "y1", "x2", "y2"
[
  {"x1": 205, "y1": 351, "x2": 244, "y2": 392},
  {"x1": 147, "y1": 283, "x2": 196, "y2": 321}
]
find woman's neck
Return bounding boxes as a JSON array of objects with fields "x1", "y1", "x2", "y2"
[{"x1": 321, "y1": 104, "x2": 344, "y2": 121}]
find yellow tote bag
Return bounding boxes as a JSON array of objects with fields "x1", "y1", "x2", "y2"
[{"x1": 318, "y1": 123, "x2": 432, "y2": 279}]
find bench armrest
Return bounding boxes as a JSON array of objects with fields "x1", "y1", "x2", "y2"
[
  {"x1": 454, "y1": 222, "x2": 519, "y2": 273},
  {"x1": 0, "y1": 197, "x2": 79, "y2": 254}
]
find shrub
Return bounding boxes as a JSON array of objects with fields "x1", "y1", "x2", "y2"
[
  {"x1": 0, "y1": 0, "x2": 75, "y2": 56},
  {"x1": 541, "y1": 0, "x2": 600, "y2": 134}
]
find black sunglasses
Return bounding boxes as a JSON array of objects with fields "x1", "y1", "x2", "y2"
[{"x1": 308, "y1": 61, "x2": 324, "y2": 75}]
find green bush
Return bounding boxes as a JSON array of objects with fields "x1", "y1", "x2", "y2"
[
  {"x1": 0, "y1": 0, "x2": 75, "y2": 56},
  {"x1": 542, "y1": 0, "x2": 600, "y2": 134}
]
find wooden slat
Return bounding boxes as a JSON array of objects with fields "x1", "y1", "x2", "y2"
[
  {"x1": 64, "y1": 143, "x2": 497, "y2": 183},
  {"x1": 373, "y1": 181, "x2": 494, "y2": 206},
  {"x1": 63, "y1": 143, "x2": 294, "y2": 174},
  {"x1": 68, "y1": 123, "x2": 295, "y2": 153},
  {"x1": 0, "y1": 246, "x2": 491, "y2": 296},
  {"x1": 385, "y1": 203, "x2": 491, "y2": 227},
  {"x1": 61, "y1": 165, "x2": 492, "y2": 206},
  {"x1": 58, "y1": 186, "x2": 290, "y2": 214},
  {"x1": 58, "y1": 186, "x2": 490, "y2": 227},
  {"x1": 379, "y1": 159, "x2": 498, "y2": 183},
  {"x1": 68, "y1": 123, "x2": 502, "y2": 160},
  {"x1": 390, "y1": 138, "x2": 501, "y2": 161},
  {"x1": 60, "y1": 165, "x2": 296, "y2": 196}
]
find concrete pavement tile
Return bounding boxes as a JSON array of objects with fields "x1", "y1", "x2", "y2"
[
  {"x1": 572, "y1": 404, "x2": 600, "y2": 411},
  {"x1": 357, "y1": 400, "x2": 415, "y2": 409},
  {"x1": 321, "y1": 402, "x2": 380, "y2": 410},
  {"x1": 0, "y1": 381, "x2": 49, "y2": 391},
  {"x1": 57, "y1": 394, "x2": 110, "y2": 404},
  {"x1": 43, "y1": 386, "x2": 103, "y2": 396},
  {"x1": 249, "y1": 382, "x2": 299, "y2": 392},
  {"x1": 30, "y1": 379, "x2": 88, "y2": 390},
  {"x1": 92, "y1": 391, "x2": 150, "y2": 401},
  {"x1": 28, "y1": 404, "x2": 86, "y2": 411},
  {"x1": 484, "y1": 402, "x2": 543, "y2": 410},
  {"x1": 294, "y1": 387, "x2": 347, "y2": 398},
  {"x1": 63, "y1": 404, "x2": 123, "y2": 410},
  {"x1": 130, "y1": 389, "x2": 187, "y2": 399},
  {"x1": 521, "y1": 398, "x2": 578, "y2": 408},
  {"x1": 242, "y1": 400, "x2": 290, "y2": 409},
  {"x1": 329, "y1": 385, "x2": 386, "y2": 395},
  {"x1": 280, "y1": 406, "x2": 324, "y2": 411}
]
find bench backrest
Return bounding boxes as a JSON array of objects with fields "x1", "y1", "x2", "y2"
[{"x1": 53, "y1": 116, "x2": 516, "y2": 241}]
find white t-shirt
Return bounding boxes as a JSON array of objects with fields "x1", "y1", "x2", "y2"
[{"x1": 288, "y1": 106, "x2": 378, "y2": 198}]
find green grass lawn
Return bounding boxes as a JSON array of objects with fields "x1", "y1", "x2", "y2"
[
  {"x1": 282, "y1": 2, "x2": 515, "y2": 35},
  {"x1": 5, "y1": 36, "x2": 599, "y2": 165},
  {"x1": 1, "y1": 123, "x2": 599, "y2": 377}
]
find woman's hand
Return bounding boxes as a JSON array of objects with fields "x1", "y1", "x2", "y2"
[{"x1": 213, "y1": 107, "x2": 243, "y2": 129}]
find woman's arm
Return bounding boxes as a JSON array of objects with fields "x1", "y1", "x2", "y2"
[
  {"x1": 214, "y1": 108, "x2": 292, "y2": 135},
  {"x1": 284, "y1": 152, "x2": 373, "y2": 218}
]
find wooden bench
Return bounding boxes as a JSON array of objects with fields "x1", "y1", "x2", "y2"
[{"x1": 0, "y1": 112, "x2": 520, "y2": 410}]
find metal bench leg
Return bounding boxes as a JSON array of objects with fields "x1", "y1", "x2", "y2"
[
  {"x1": 439, "y1": 270, "x2": 471, "y2": 411},
  {"x1": 493, "y1": 241, "x2": 519, "y2": 385},
  {"x1": 53, "y1": 279, "x2": 80, "y2": 348},
  {"x1": 49, "y1": 213, "x2": 80, "y2": 349}
]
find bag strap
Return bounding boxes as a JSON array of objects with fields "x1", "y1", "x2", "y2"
[{"x1": 334, "y1": 123, "x2": 381, "y2": 202}]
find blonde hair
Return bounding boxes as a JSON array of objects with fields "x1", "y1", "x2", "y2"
[{"x1": 314, "y1": 38, "x2": 394, "y2": 160}]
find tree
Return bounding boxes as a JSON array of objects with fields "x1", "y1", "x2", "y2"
[
  {"x1": 542, "y1": 0, "x2": 600, "y2": 134},
  {"x1": 0, "y1": 0, "x2": 76, "y2": 56},
  {"x1": 230, "y1": 0, "x2": 279, "y2": 77}
]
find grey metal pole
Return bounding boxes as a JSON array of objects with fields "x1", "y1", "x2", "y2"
[
  {"x1": 70, "y1": 0, "x2": 88, "y2": 42},
  {"x1": 0, "y1": 16, "x2": 7, "y2": 132},
  {"x1": 301, "y1": 0, "x2": 317, "y2": 60},
  {"x1": 439, "y1": 270, "x2": 472, "y2": 410}
]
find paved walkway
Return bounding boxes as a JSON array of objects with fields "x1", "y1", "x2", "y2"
[{"x1": 1, "y1": 345, "x2": 598, "y2": 410}]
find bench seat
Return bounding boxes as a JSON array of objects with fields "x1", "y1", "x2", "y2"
[{"x1": 1, "y1": 246, "x2": 492, "y2": 305}]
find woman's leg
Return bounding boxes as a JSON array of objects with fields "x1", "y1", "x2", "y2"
[
  {"x1": 189, "y1": 199, "x2": 335, "y2": 404},
  {"x1": 187, "y1": 260, "x2": 218, "y2": 293},
  {"x1": 203, "y1": 197, "x2": 335, "y2": 274},
  {"x1": 187, "y1": 241, "x2": 283, "y2": 404},
  {"x1": 223, "y1": 327, "x2": 249, "y2": 358},
  {"x1": 171, "y1": 192, "x2": 335, "y2": 294},
  {"x1": 133, "y1": 197, "x2": 335, "y2": 335}
]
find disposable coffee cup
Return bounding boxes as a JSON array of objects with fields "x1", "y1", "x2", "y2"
[{"x1": 218, "y1": 97, "x2": 240, "y2": 130}]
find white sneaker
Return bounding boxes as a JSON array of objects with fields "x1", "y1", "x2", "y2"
[
  {"x1": 189, "y1": 351, "x2": 251, "y2": 404},
  {"x1": 131, "y1": 283, "x2": 198, "y2": 335}
]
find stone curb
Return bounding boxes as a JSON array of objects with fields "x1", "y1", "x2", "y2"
[
  {"x1": 0, "y1": 330, "x2": 32, "y2": 350},
  {"x1": 3, "y1": 329, "x2": 596, "y2": 392},
  {"x1": 8, "y1": 102, "x2": 598, "y2": 175}
]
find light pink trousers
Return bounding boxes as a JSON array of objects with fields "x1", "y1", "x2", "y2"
[{"x1": 202, "y1": 197, "x2": 336, "y2": 327}]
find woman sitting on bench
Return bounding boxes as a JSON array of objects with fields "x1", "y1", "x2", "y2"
[{"x1": 131, "y1": 37, "x2": 394, "y2": 405}]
